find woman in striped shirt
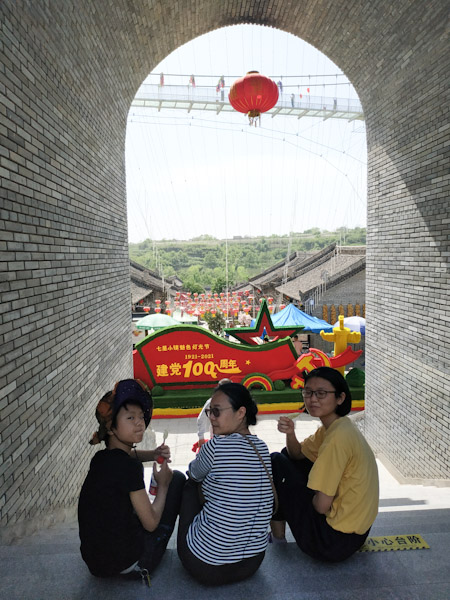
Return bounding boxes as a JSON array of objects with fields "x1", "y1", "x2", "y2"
[{"x1": 177, "y1": 383, "x2": 273, "y2": 586}]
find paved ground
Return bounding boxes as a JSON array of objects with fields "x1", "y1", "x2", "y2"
[{"x1": 1, "y1": 414, "x2": 450, "y2": 599}]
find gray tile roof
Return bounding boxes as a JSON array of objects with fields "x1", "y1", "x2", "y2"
[
  {"x1": 130, "y1": 280, "x2": 153, "y2": 304},
  {"x1": 276, "y1": 246, "x2": 365, "y2": 300},
  {"x1": 129, "y1": 260, "x2": 183, "y2": 304},
  {"x1": 249, "y1": 251, "x2": 312, "y2": 287}
]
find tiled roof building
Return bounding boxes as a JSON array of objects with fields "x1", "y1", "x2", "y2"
[
  {"x1": 234, "y1": 244, "x2": 365, "y2": 320},
  {"x1": 276, "y1": 244, "x2": 365, "y2": 313},
  {"x1": 130, "y1": 260, "x2": 183, "y2": 307}
]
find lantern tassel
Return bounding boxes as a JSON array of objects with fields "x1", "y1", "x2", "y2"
[{"x1": 248, "y1": 109, "x2": 261, "y2": 127}]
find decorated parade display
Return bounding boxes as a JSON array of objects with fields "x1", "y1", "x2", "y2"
[
  {"x1": 320, "y1": 314, "x2": 361, "y2": 375},
  {"x1": 133, "y1": 300, "x2": 365, "y2": 418}
]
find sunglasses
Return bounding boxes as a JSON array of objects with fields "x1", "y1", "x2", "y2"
[{"x1": 205, "y1": 406, "x2": 234, "y2": 418}]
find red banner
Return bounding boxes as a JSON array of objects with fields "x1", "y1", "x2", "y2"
[{"x1": 134, "y1": 326, "x2": 299, "y2": 390}]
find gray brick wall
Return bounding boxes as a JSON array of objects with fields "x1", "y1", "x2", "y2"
[
  {"x1": 317, "y1": 270, "x2": 366, "y2": 313},
  {"x1": 1, "y1": 0, "x2": 449, "y2": 536}
]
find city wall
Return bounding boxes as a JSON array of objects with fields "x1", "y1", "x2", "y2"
[{"x1": 1, "y1": 0, "x2": 448, "y2": 537}]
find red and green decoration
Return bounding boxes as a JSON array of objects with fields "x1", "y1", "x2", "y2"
[
  {"x1": 241, "y1": 373, "x2": 274, "y2": 391},
  {"x1": 224, "y1": 299, "x2": 304, "y2": 345}
]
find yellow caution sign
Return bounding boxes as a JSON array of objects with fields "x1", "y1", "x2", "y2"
[{"x1": 359, "y1": 534, "x2": 430, "y2": 552}]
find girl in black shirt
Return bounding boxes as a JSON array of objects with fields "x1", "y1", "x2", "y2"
[{"x1": 78, "y1": 379, "x2": 185, "y2": 584}]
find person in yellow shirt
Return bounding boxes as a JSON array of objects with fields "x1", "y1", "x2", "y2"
[{"x1": 270, "y1": 366, "x2": 379, "y2": 561}]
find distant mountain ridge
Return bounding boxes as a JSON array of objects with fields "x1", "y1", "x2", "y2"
[{"x1": 129, "y1": 228, "x2": 366, "y2": 293}]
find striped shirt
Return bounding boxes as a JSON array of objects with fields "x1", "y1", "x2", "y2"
[{"x1": 187, "y1": 433, "x2": 273, "y2": 565}]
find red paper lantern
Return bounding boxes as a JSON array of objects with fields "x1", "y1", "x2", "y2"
[
  {"x1": 229, "y1": 71, "x2": 279, "y2": 126},
  {"x1": 155, "y1": 307, "x2": 161, "y2": 313}
]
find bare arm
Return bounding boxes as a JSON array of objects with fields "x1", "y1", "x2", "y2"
[
  {"x1": 129, "y1": 461, "x2": 173, "y2": 532},
  {"x1": 133, "y1": 444, "x2": 171, "y2": 463},
  {"x1": 278, "y1": 418, "x2": 335, "y2": 514},
  {"x1": 312, "y1": 490, "x2": 334, "y2": 514},
  {"x1": 277, "y1": 417, "x2": 305, "y2": 460}
]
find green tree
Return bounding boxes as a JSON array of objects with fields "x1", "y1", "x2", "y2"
[
  {"x1": 203, "y1": 311, "x2": 226, "y2": 336},
  {"x1": 212, "y1": 275, "x2": 227, "y2": 294},
  {"x1": 129, "y1": 227, "x2": 366, "y2": 285},
  {"x1": 204, "y1": 250, "x2": 221, "y2": 269},
  {"x1": 183, "y1": 265, "x2": 205, "y2": 294},
  {"x1": 191, "y1": 234, "x2": 217, "y2": 241},
  {"x1": 235, "y1": 265, "x2": 249, "y2": 284},
  {"x1": 167, "y1": 250, "x2": 187, "y2": 270},
  {"x1": 183, "y1": 280, "x2": 204, "y2": 294}
]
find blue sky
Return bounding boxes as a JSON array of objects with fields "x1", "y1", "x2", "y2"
[{"x1": 126, "y1": 25, "x2": 367, "y2": 243}]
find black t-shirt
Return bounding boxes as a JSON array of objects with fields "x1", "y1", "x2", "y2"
[{"x1": 78, "y1": 448, "x2": 145, "y2": 576}]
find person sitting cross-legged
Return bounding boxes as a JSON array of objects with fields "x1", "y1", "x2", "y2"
[
  {"x1": 177, "y1": 383, "x2": 275, "y2": 586},
  {"x1": 78, "y1": 379, "x2": 185, "y2": 583},
  {"x1": 270, "y1": 367, "x2": 379, "y2": 561}
]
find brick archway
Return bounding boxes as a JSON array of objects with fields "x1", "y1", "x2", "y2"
[{"x1": 0, "y1": 1, "x2": 448, "y2": 535}]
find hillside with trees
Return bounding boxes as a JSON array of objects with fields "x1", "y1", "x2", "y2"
[{"x1": 129, "y1": 227, "x2": 366, "y2": 293}]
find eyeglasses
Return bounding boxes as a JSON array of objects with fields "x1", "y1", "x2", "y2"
[
  {"x1": 205, "y1": 406, "x2": 234, "y2": 418},
  {"x1": 301, "y1": 389, "x2": 337, "y2": 399}
]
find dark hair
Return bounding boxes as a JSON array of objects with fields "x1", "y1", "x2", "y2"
[
  {"x1": 215, "y1": 382, "x2": 258, "y2": 426},
  {"x1": 304, "y1": 367, "x2": 352, "y2": 416}
]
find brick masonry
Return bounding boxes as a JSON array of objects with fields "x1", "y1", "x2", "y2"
[{"x1": 1, "y1": 0, "x2": 449, "y2": 534}]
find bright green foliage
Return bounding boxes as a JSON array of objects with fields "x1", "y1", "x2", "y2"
[
  {"x1": 203, "y1": 311, "x2": 227, "y2": 336},
  {"x1": 212, "y1": 276, "x2": 227, "y2": 294},
  {"x1": 129, "y1": 228, "x2": 366, "y2": 291},
  {"x1": 274, "y1": 379, "x2": 286, "y2": 391},
  {"x1": 346, "y1": 368, "x2": 365, "y2": 387}
]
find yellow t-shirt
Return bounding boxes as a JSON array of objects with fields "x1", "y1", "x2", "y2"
[{"x1": 301, "y1": 416, "x2": 379, "y2": 534}]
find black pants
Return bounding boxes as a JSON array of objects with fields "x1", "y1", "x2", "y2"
[
  {"x1": 136, "y1": 470, "x2": 186, "y2": 573},
  {"x1": 177, "y1": 477, "x2": 265, "y2": 586},
  {"x1": 271, "y1": 449, "x2": 369, "y2": 562}
]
